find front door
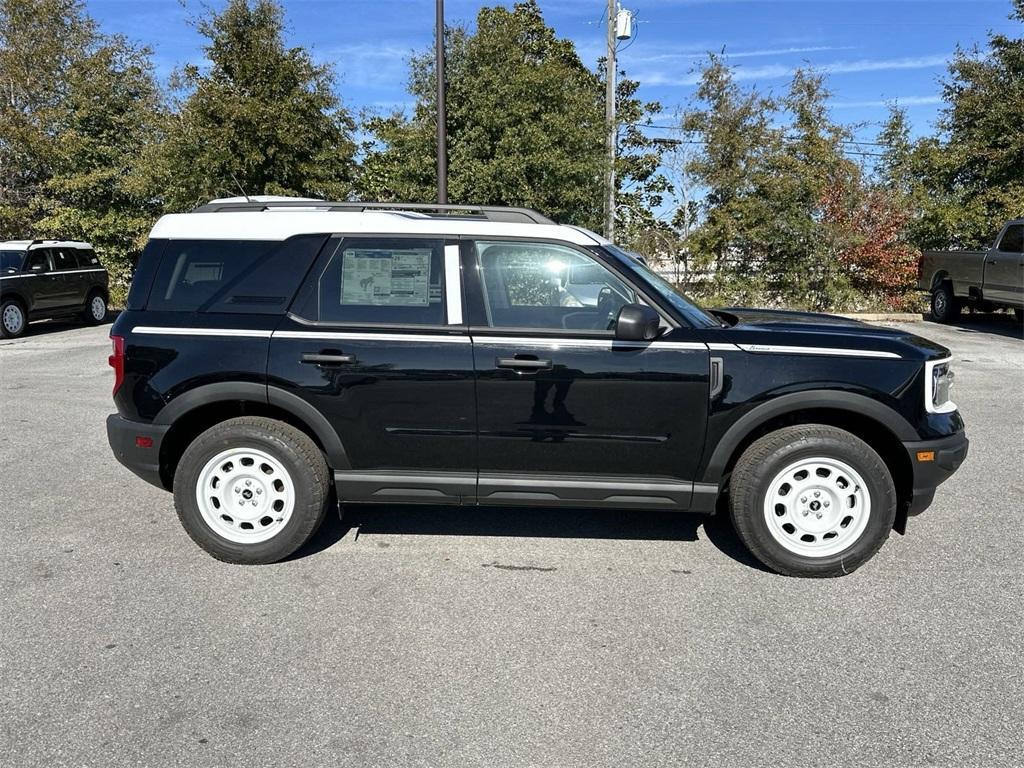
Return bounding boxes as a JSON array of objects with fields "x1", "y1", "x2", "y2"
[
  {"x1": 268, "y1": 235, "x2": 477, "y2": 504},
  {"x1": 464, "y1": 239, "x2": 709, "y2": 510},
  {"x1": 23, "y1": 249, "x2": 62, "y2": 311},
  {"x1": 988, "y1": 223, "x2": 1024, "y2": 305}
]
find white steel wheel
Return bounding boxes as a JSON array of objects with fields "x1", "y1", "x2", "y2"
[
  {"x1": 3, "y1": 302, "x2": 25, "y2": 335},
  {"x1": 195, "y1": 447, "x2": 296, "y2": 544},
  {"x1": 90, "y1": 295, "x2": 106, "y2": 320},
  {"x1": 762, "y1": 456, "x2": 871, "y2": 557}
]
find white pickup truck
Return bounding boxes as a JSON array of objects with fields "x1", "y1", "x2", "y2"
[{"x1": 918, "y1": 219, "x2": 1024, "y2": 323}]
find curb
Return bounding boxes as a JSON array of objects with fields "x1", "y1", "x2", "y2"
[{"x1": 837, "y1": 313, "x2": 922, "y2": 323}]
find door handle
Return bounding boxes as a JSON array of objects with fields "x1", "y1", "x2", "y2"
[
  {"x1": 301, "y1": 353, "x2": 355, "y2": 366},
  {"x1": 496, "y1": 356, "x2": 553, "y2": 371}
]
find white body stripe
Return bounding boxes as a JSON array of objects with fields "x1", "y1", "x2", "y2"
[
  {"x1": 133, "y1": 326, "x2": 273, "y2": 338},
  {"x1": 737, "y1": 343, "x2": 900, "y2": 359},
  {"x1": 443, "y1": 244, "x2": 463, "y2": 325},
  {"x1": 1, "y1": 268, "x2": 104, "y2": 279}
]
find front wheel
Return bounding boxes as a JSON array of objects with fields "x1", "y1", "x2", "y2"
[
  {"x1": 1, "y1": 298, "x2": 26, "y2": 338},
  {"x1": 729, "y1": 425, "x2": 897, "y2": 577},
  {"x1": 173, "y1": 416, "x2": 330, "y2": 564}
]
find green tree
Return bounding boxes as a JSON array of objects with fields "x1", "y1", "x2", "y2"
[
  {"x1": 679, "y1": 55, "x2": 778, "y2": 298},
  {"x1": 878, "y1": 1, "x2": 1024, "y2": 249},
  {"x1": 139, "y1": 0, "x2": 356, "y2": 211},
  {"x1": 360, "y1": 0, "x2": 664, "y2": 235},
  {"x1": 1, "y1": 0, "x2": 162, "y2": 294}
]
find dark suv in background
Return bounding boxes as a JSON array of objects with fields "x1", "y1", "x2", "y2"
[
  {"x1": 106, "y1": 198, "x2": 968, "y2": 577},
  {"x1": 1, "y1": 240, "x2": 109, "y2": 338}
]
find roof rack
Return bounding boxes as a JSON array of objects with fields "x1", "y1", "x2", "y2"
[{"x1": 190, "y1": 200, "x2": 556, "y2": 225}]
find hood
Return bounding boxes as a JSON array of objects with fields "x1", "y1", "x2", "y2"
[
  {"x1": 712, "y1": 306, "x2": 950, "y2": 360},
  {"x1": 714, "y1": 307, "x2": 868, "y2": 329}
]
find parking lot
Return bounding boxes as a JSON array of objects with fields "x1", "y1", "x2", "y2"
[{"x1": 1, "y1": 315, "x2": 1021, "y2": 767}]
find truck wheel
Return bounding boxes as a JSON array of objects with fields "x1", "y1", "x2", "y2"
[
  {"x1": 173, "y1": 416, "x2": 330, "y2": 564},
  {"x1": 930, "y1": 284, "x2": 960, "y2": 323},
  {"x1": 729, "y1": 425, "x2": 897, "y2": 578},
  {"x1": 81, "y1": 291, "x2": 107, "y2": 324},
  {"x1": 1, "y1": 298, "x2": 27, "y2": 338}
]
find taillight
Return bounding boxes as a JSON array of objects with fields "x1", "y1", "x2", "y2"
[{"x1": 109, "y1": 335, "x2": 125, "y2": 395}]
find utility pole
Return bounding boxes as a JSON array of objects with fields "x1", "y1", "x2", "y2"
[
  {"x1": 604, "y1": 0, "x2": 616, "y2": 241},
  {"x1": 436, "y1": 0, "x2": 448, "y2": 204}
]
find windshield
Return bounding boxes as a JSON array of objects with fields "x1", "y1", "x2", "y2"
[
  {"x1": 600, "y1": 244, "x2": 722, "y2": 329},
  {"x1": 1, "y1": 250, "x2": 25, "y2": 273}
]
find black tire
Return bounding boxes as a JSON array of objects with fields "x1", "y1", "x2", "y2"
[
  {"x1": 81, "y1": 290, "x2": 107, "y2": 325},
  {"x1": 729, "y1": 425, "x2": 897, "y2": 578},
  {"x1": 173, "y1": 416, "x2": 330, "y2": 564},
  {"x1": 1, "y1": 298, "x2": 27, "y2": 338},
  {"x1": 930, "y1": 283, "x2": 960, "y2": 323}
]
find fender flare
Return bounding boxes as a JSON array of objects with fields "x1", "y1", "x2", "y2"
[
  {"x1": 153, "y1": 382, "x2": 350, "y2": 469},
  {"x1": 1, "y1": 286, "x2": 30, "y2": 312},
  {"x1": 700, "y1": 390, "x2": 919, "y2": 484}
]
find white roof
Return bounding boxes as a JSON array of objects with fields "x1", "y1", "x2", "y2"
[
  {"x1": 149, "y1": 209, "x2": 609, "y2": 247},
  {"x1": 0, "y1": 240, "x2": 93, "y2": 250}
]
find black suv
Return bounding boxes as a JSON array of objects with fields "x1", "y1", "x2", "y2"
[
  {"x1": 1, "y1": 240, "x2": 109, "y2": 337},
  {"x1": 106, "y1": 199, "x2": 968, "y2": 577}
]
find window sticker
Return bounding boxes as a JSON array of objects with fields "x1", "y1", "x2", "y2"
[{"x1": 341, "y1": 248, "x2": 431, "y2": 306}]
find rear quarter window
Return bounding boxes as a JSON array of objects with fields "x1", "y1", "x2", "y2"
[{"x1": 144, "y1": 236, "x2": 327, "y2": 314}]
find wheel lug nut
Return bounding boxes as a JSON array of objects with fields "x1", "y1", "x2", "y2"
[
  {"x1": 245, "y1": 480, "x2": 251, "y2": 487},
  {"x1": 823, "y1": 501, "x2": 830, "y2": 507},
  {"x1": 814, "y1": 491, "x2": 820, "y2": 498}
]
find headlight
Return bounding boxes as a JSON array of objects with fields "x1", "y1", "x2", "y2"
[{"x1": 925, "y1": 357, "x2": 956, "y2": 414}]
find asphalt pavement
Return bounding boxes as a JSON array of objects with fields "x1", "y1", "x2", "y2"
[{"x1": 1, "y1": 314, "x2": 1022, "y2": 768}]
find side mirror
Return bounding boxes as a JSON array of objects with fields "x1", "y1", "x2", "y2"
[{"x1": 615, "y1": 303, "x2": 661, "y2": 341}]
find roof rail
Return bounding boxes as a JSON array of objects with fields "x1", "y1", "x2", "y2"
[{"x1": 190, "y1": 199, "x2": 556, "y2": 225}]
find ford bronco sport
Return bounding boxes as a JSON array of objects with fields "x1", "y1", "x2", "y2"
[
  {"x1": 1, "y1": 240, "x2": 108, "y2": 337},
  {"x1": 106, "y1": 198, "x2": 968, "y2": 577}
]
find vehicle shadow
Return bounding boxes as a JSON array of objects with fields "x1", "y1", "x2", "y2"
[
  {"x1": 8, "y1": 310, "x2": 119, "y2": 340},
  {"x1": 921, "y1": 312, "x2": 1024, "y2": 340},
  {"x1": 289, "y1": 499, "x2": 771, "y2": 573}
]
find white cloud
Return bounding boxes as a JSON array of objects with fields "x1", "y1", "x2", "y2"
[
  {"x1": 636, "y1": 54, "x2": 949, "y2": 86},
  {"x1": 830, "y1": 95, "x2": 944, "y2": 109}
]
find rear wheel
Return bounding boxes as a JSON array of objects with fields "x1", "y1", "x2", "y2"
[
  {"x1": 81, "y1": 291, "x2": 107, "y2": 324},
  {"x1": 1, "y1": 298, "x2": 26, "y2": 338},
  {"x1": 930, "y1": 283, "x2": 960, "y2": 323},
  {"x1": 729, "y1": 425, "x2": 897, "y2": 577},
  {"x1": 173, "y1": 416, "x2": 330, "y2": 564}
]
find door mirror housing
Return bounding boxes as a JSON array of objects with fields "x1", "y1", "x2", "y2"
[{"x1": 614, "y1": 303, "x2": 661, "y2": 341}]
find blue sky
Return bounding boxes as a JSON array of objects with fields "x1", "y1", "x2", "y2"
[{"x1": 87, "y1": 0, "x2": 1019, "y2": 143}]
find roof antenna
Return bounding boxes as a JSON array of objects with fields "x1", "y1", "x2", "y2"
[{"x1": 228, "y1": 170, "x2": 253, "y2": 203}]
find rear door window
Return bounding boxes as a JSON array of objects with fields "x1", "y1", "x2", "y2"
[
  {"x1": 291, "y1": 237, "x2": 447, "y2": 326},
  {"x1": 77, "y1": 249, "x2": 101, "y2": 267},
  {"x1": 51, "y1": 249, "x2": 78, "y2": 271}
]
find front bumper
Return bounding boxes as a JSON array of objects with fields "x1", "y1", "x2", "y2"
[
  {"x1": 106, "y1": 414, "x2": 170, "y2": 490},
  {"x1": 902, "y1": 431, "x2": 969, "y2": 516}
]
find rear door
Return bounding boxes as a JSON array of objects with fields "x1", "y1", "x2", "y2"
[
  {"x1": 987, "y1": 224, "x2": 1024, "y2": 305},
  {"x1": 268, "y1": 235, "x2": 477, "y2": 504},
  {"x1": 464, "y1": 238, "x2": 710, "y2": 510},
  {"x1": 50, "y1": 247, "x2": 87, "y2": 307}
]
